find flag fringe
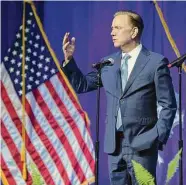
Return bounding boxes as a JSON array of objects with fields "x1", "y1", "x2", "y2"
[
  {"x1": 1, "y1": 168, "x2": 9, "y2": 185},
  {"x1": 81, "y1": 176, "x2": 95, "y2": 185}
]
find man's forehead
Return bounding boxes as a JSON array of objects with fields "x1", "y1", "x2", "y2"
[{"x1": 112, "y1": 14, "x2": 130, "y2": 26}]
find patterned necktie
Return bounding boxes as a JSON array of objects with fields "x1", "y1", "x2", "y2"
[
  {"x1": 121, "y1": 54, "x2": 130, "y2": 91},
  {"x1": 116, "y1": 53, "x2": 130, "y2": 130}
]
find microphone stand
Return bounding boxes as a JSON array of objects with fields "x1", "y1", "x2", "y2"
[
  {"x1": 178, "y1": 64, "x2": 183, "y2": 185},
  {"x1": 94, "y1": 66, "x2": 102, "y2": 185},
  {"x1": 92, "y1": 60, "x2": 114, "y2": 185},
  {"x1": 168, "y1": 55, "x2": 185, "y2": 185}
]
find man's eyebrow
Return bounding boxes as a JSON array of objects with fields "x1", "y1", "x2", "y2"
[{"x1": 111, "y1": 26, "x2": 118, "y2": 28}]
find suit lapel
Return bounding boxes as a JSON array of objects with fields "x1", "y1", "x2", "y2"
[
  {"x1": 114, "y1": 52, "x2": 123, "y2": 98},
  {"x1": 109, "y1": 52, "x2": 122, "y2": 98},
  {"x1": 121, "y1": 46, "x2": 150, "y2": 98}
]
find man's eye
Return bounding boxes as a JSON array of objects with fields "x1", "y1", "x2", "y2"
[{"x1": 116, "y1": 26, "x2": 122, "y2": 30}]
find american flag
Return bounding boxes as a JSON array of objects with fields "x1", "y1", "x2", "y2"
[{"x1": 1, "y1": 2, "x2": 95, "y2": 185}]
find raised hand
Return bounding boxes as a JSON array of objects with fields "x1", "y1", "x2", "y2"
[{"x1": 62, "y1": 32, "x2": 76, "y2": 62}]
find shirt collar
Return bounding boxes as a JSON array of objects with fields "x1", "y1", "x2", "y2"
[{"x1": 122, "y1": 43, "x2": 142, "y2": 59}]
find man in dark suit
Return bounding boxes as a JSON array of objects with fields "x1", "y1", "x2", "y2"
[{"x1": 62, "y1": 10, "x2": 177, "y2": 185}]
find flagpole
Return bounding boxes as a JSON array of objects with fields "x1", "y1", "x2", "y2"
[{"x1": 21, "y1": 0, "x2": 27, "y2": 180}]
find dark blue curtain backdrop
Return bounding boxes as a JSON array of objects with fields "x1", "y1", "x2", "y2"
[{"x1": 1, "y1": 1, "x2": 186, "y2": 185}]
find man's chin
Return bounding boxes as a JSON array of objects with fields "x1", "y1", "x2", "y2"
[{"x1": 113, "y1": 43, "x2": 120, "y2": 48}]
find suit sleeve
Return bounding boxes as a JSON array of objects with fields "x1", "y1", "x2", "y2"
[
  {"x1": 154, "y1": 58, "x2": 177, "y2": 145},
  {"x1": 62, "y1": 57, "x2": 102, "y2": 93}
]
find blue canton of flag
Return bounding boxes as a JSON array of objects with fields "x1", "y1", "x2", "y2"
[{"x1": 3, "y1": 8, "x2": 58, "y2": 97}]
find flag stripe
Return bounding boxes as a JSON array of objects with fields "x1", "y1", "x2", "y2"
[
  {"x1": 41, "y1": 79, "x2": 94, "y2": 179},
  {"x1": 2, "y1": 63, "x2": 67, "y2": 184},
  {"x1": 45, "y1": 79, "x2": 95, "y2": 174},
  {"x1": 1, "y1": 121, "x2": 33, "y2": 185},
  {"x1": 1, "y1": 98, "x2": 46, "y2": 185},
  {"x1": 57, "y1": 73, "x2": 90, "y2": 128},
  {"x1": 1, "y1": 138, "x2": 26, "y2": 185},
  {"x1": 32, "y1": 87, "x2": 86, "y2": 183},
  {"x1": 1, "y1": 82, "x2": 56, "y2": 185},
  {"x1": 25, "y1": 95, "x2": 71, "y2": 185},
  {"x1": 52, "y1": 75, "x2": 94, "y2": 157},
  {"x1": 1, "y1": 99, "x2": 52, "y2": 185},
  {"x1": 26, "y1": 92, "x2": 80, "y2": 185},
  {"x1": 1, "y1": 155, "x2": 17, "y2": 185}
]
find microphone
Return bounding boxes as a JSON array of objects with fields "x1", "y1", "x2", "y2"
[
  {"x1": 168, "y1": 53, "x2": 186, "y2": 68},
  {"x1": 92, "y1": 58, "x2": 114, "y2": 69}
]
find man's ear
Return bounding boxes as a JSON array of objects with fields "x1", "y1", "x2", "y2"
[{"x1": 131, "y1": 27, "x2": 139, "y2": 39}]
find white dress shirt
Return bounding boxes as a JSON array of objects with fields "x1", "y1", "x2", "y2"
[{"x1": 122, "y1": 44, "x2": 142, "y2": 80}]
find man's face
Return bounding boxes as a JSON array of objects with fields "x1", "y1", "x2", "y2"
[{"x1": 111, "y1": 14, "x2": 134, "y2": 48}]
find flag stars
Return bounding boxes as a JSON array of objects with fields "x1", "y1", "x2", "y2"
[
  {"x1": 26, "y1": 56, "x2": 30, "y2": 62},
  {"x1": 16, "y1": 71, "x2": 20, "y2": 76},
  {"x1": 34, "y1": 43, "x2": 39, "y2": 48},
  {"x1": 45, "y1": 57, "x2": 50, "y2": 62},
  {"x1": 12, "y1": 50, "x2": 17, "y2": 56},
  {"x1": 19, "y1": 54, "x2": 23, "y2": 59},
  {"x1": 16, "y1": 33, "x2": 21, "y2": 38},
  {"x1": 14, "y1": 78, "x2": 19, "y2": 84},
  {"x1": 11, "y1": 59, "x2": 16, "y2": 64},
  {"x1": 29, "y1": 12, "x2": 33, "y2": 16},
  {"x1": 19, "y1": 26, "x2": 22, "y2": 30},
  {"x1": 31, "y1": 32, "x2": 34, "y2": 36},
  {"x1": 18, "y1": 62, "x2": 22, "y2": 67},
  {"x1": 14, "y1": 42, "x2": 19, "y2": 47},
  {"x1": 29, "y1": 40, "x2": 33, "y2": 45},
  {"x1": 25, "y1": 28, "x2": 30, "y2": 33},
  {"x1": 24, "y1": 37, "x2": 28, "y2": 41},
  {"x1": 9, "y1": 67, "x2": 14, "y2": 73},
  {"x1": 30, "y1": 68, "x2": 35, "y2": 73},
  {"x1": 18, "y1": 90, "x2": 22, "y2": 95},
  {"x1": 29, "y1": 76, "x2": 34, "y2": 81},
  {"x1": 27, "y1": 20, "x2": 32, "y2": 25},
  {"x1": 8, "y1": 48, "x2": 11, "y2": 52},
  {"x1": 32, "y1": 60, "x2": 36, "y2": 65},
  {"x1": 36, "y1": 35, "x2": 40, "y2": 40},
  {"x1": 37, "y1": 63, "x2": 43, "y2": 68},
  {"x1": 41, "y1": 46, "x2": 45, "y2": 51},
  {"x1": 43, "y1": 75, "x2": 48, "y2": 80},
  {"x1": 33, "y1": 52, "x2": 37, "y2": 56},
  {"x1": 27, "y1": 84, "x2": 32, "y2": 90},
  {"x1": 33, "y1": 24, "x2": 35, "y2": 28},
  {"x1": 51, "y1": 69, "x2": 55, "y2": 74},
  {"x1": 36, "y1": 72, "x2": 41, "y2": 77},
  {"x1": 44, "y1": 66, "x2": 49, "y2": 71},
  {"x1": 27, "y1": 48, "x2": 32, "y2": 53},
  {"x1": 4, "y1": 56, "x2": 9, "y2": 62},
  {"x1": 39, "y1": 55, "x2": 44, "y2": 60},
  {"x1": 35, "y1": 80, "x2": 39, "y2": 85}
]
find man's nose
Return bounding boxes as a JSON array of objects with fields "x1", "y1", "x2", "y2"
[{"x1": 111, "y1": 30, "x2": 115, "y2": 36}]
